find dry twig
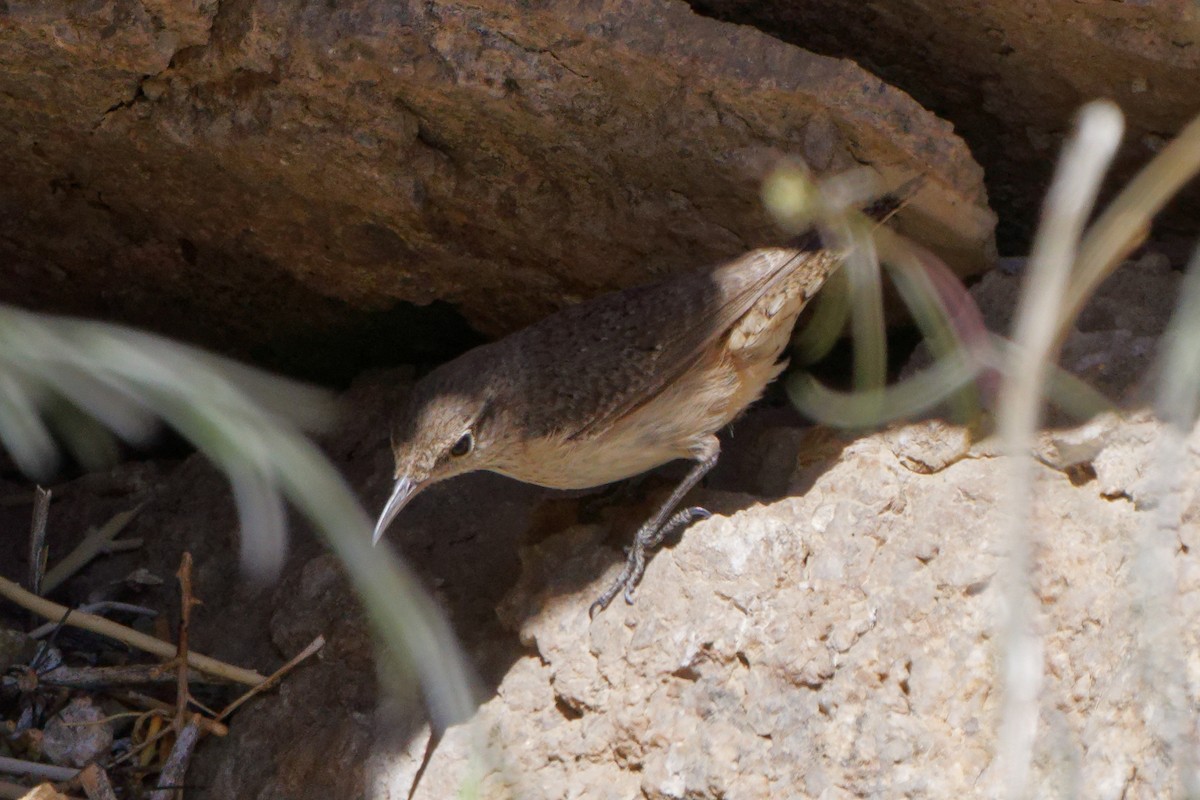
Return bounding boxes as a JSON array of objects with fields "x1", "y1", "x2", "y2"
[
  {"x1": 216, "y1": 634, "x2": 324, "y2": 721},
  {"x1": 26, "y1": 487, "x2": 50, "y2": 597},
  {"x1": 75, "y1": 765, "x2": 117, "y2": 800},
  {"x1": 41, "y1": 505, "x2": 144, "y2": 595},
  {"x1": 172, "y1": 554, "x2": 198, "y2": 730},
  {"x1": 0, "y1": 756, "x2": 77, "y2": 783},
  {"x1": 39, "y1": 665, "x2": 216, "y2": 690},
  {"x1": 28, "y1": 602, "x2": 157, "y2": 639},
  {"x1": 145, "y1": 714, "x2": 203, "y2": 800},
  {"x1": 110, "y1": 692, "x2": 228, "y2": 738},
  {"x1": 0, "y1": 577, "x2": 265, "y2": 686}
]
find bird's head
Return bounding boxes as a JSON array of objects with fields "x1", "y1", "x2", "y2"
[{"x1": 373, "y1": 358, "x2": 502, "y2": 544}]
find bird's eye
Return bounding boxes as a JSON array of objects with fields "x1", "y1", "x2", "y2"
[{"x1": 450, "y1": 432, "x2": 473, "y2": 457}]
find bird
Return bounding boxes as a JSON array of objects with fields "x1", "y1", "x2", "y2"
[{"x1": 374, "y1": 235, "x2": 844, "y2": 616}]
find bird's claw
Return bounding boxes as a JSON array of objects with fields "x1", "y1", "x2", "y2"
[
  {"x1": 588, "y1": 577, "x2": 622, "y2": 618},
  {"x1": 588, "y1": 505, "x2": 712, "y2": 619}
]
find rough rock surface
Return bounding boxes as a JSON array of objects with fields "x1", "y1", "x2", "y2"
[
  {"x1": 392, "y1": 412, "x2": 1197, "y2": 799},
  {"x1": 0, "y1": 0, "x2": 993, "y2": 376},
  {"x1": 689, "y1": 0, "x2": 1200, "y2": 254}
]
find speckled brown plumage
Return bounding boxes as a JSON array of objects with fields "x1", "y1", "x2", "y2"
[{"x1": 378, "y1": 239, "x2": 843, "y2": 613}]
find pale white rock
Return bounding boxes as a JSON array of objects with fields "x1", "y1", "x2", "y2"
[{"x1": 408, "y1": 410, "x2": 1200, "y2": 798}]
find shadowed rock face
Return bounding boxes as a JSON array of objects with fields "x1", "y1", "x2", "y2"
[
  {"x1": 0, "y1": 0, "x2": 993, "y2": 376},
  {"x1": 690, "y1": 0, "x2": 1200, "y2": 254}
]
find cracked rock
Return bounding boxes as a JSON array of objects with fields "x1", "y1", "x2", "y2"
[{"x1": 1, "y1": 0, "x2": 993, "y2": 373}]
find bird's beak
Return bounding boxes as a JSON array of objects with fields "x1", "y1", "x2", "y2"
[{"x1": 373, "y1": 475, "x2": 421, "y2": 545}]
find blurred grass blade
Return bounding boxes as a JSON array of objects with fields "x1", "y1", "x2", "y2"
[
  {"x1": 790, "y1": 223, "x2": 998, "y2": 429},
  {"x1": 1061, "y1": 110, "x2": 1200, "y2": 336},
  {"x1": 818, "y1": 166, "x2": 887, "y2": 215},
  {"x1": 1157, "y1": 242, "x2": 1200, "y2": 429},
  {"x1": 35, "y1": 362, "x2": 159, "y2": 444},
  {"x1": 791, "y1": 267, "x2": 850, "y2": 366},
  {"x1": 840, "y1": 216, "x2": 888, "y2": 396},
  {"x1": 876, "y1": 230, "x2": 982, "y2": 422},
  {"x1": 0, "y1": 371, "x2": 59, "y2": 479},
  {"x1": 1004, "y1": 337, "x2": 1112, "y2": 421},
  {"x1": 1144, "y1": 240, "x2": 1200, "y2": 795},
  {"x1": 0, "y1": 301, "x2": 481, "y2": 737},
  {"x1": 996, "y1": 99, "x2": 1124, "y2": 800},
  {"x1": 51, "y1": 314, "x2": 337, "y2": 433},
  {"x1": 787, "y1": 347, "x2": 981, "y2": 426},
  {"x1": 765, "y1": 165, "x2": 895, "y2": 420},
  {"x1": 41, "y1": 395, "x2": 122, "y2": 472},
  {"x1": 269, "y1": 429, "x2": 481, "y2": 727},
  {"x1": 762, "y1": 161, "x2": 821, "y2": 233},
  {"x1": 228, "y1": 461, "x2": 289, "y2": 582}
]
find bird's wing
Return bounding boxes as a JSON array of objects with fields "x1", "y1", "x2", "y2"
[{"x1": 533, "y1": 246, "x2": 838, "y2": 442}]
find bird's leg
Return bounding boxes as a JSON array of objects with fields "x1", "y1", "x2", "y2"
[{"x1": 589, "y1": 437, "x2": 720, "y2": 617}]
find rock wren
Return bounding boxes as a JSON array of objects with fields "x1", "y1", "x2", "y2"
[{"x1": 375, "y1": 237, "x2": 842, "y2": 615}]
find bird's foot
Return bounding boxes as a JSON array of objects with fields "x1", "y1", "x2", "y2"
[{"x1": 588, "y1": 506, "x2": 711, "y2": 618}]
